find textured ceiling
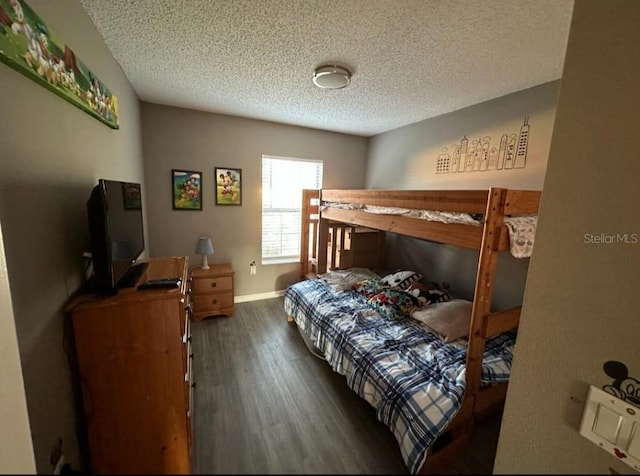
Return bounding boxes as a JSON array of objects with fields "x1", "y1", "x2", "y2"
[{"x1": 80, "y1": 0, "x2": 574, "y2": 137}]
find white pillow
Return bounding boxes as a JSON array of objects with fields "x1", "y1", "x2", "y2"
[
  {"x1": 319, "y1": 267, "x2": 380, "y2": 291},
  {"x1": 410, "y1": 299, "x2": 473, "y2": 342}
]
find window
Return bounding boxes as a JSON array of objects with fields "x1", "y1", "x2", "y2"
[{"x1": 262, "y1": 155, "x2": 323, "y2": 264}]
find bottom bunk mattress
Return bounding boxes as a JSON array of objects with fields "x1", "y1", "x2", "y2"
[{"x1": 283, "y1": 278, "x2": 515, "y2": 474}]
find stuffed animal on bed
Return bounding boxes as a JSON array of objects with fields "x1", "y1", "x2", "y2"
[
  {"x1": 405, "y1": 281, "x2": 451, "y2": 306},
  {"x1": 379, "y1": 270, "x2": 422, "y2": 289},
  {"x1": 378, "y1": 270, "x2": 450, "y2": 306}
]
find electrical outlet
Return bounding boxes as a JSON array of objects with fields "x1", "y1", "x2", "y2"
[{"x1": 250, "y1": 261, "x2": 256, "y2": 275}]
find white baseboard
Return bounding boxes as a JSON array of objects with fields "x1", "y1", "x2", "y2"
[{"x1": 234, "y1": 290, "x2": 285, "y2": 303}]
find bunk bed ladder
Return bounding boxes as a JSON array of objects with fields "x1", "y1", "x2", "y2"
[
  {"x1": 316, "y1": 199, "x2": 330, "y2": 275},
  {"x1": 300, "y1": 189, "x2": 320, "y2": 279},
  {"x1": 466, "y1": 187, "x2": 508, "y2": 407},
  {"x1": 421, "y1": 187, "x2": 508, "y2": 474}
]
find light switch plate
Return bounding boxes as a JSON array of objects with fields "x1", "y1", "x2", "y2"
[{"x1": 579, "y1": 385, "x2": 640, "y2": 471}]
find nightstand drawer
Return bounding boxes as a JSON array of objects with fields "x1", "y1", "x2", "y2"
[
  {"x1": 193, "y1": 292, "x2": 233, "y2": 313},
  {"x1": 192, "y1": 276, "x2": 232, "y2": 294}
]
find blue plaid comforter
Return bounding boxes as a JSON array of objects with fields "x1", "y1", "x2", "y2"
[{"x1": 284, "y1": 279, "x2": 515, "y2": 474}]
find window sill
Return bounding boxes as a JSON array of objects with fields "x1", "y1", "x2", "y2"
[{"x1": 262, "y1": 258, "x2": 299, "y2": 265}]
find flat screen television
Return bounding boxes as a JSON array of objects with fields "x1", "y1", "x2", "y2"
[{"x1": 87, "y1": 179, "x2": 145, "y2": 294}]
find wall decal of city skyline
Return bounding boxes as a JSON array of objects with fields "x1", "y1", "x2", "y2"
[{"x1": 435, "y1": 116, "x2": 530, "y2": 174}]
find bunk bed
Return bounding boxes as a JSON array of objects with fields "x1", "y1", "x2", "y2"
[{"x1": 284, "y1": 187, "x2": 540, "y2": 474}]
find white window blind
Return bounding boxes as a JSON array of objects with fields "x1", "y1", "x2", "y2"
[{"x1": 262, "y1": 155, "x2": 323, "y2": 264}]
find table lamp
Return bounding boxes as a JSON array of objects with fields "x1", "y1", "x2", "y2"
[{"x1": 196, "y1": 236, "x2": 214, "y2": 270}]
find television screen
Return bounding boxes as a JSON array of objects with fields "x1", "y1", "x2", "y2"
[{"x1": 87, "y1": 179, "x2": 145, "y2": 293}]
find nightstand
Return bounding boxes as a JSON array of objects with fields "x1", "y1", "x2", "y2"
[{"x1": 190, "y1": 263, "x2": 234, "y2": 320}]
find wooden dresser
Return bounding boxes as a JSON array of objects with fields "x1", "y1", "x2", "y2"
[
  {"x1": 190, "y1": 263, "x2": 234, "y2": 320},
  {"x1": 69, "y1": 256, "x2": 193, "y2": 474}
]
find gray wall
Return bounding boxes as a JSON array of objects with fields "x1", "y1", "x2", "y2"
[
  {"x1": 140, "y1": 103, "x2": 367, "y2": 297},
  {"x1": 0, "y1": 0, "x2": 144, "y2": 471},
  {"x1": 494, "y1": 1, "x2": 640, "y2": 473},
  {"x1": 366, "y1": 81, "x2": 559, "y2": 308},
  {"x1": 0, "y1": 223, "x2": 35, "y2": 472}
]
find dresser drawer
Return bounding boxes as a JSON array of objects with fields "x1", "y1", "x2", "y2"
[
  {"x1": 192, "y1": 276, "x2": 233, "y2": 294},
  {"x1": 193, "y1": 292, "x2": 233, "y2": 313}
]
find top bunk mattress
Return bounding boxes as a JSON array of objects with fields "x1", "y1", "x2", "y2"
[
  {"x1": 284, "y1": 278, "x2": 515, "y2": 474},
  {"x1": 321, "y1": 201, "x2": 537, "y2": 258}
]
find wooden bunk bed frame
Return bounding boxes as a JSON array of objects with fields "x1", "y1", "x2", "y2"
[{"x1": 295, "y1": 187, "x2": 541, "y2": 473}]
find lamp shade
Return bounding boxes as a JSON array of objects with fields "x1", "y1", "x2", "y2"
[
  {"x1": 196, "y1": 237, "x2": 214, "y2": 270},
  {"x1": 196, "y1": 237, "x2": 214, "y2": 255}
]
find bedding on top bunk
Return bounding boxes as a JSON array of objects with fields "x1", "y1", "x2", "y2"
[
  {"x1": 284, "y1": 277, "x2": 515, "y2": 474},
  {"x1": 321, "y1": 201, "x2": 537, "y2": 258}
]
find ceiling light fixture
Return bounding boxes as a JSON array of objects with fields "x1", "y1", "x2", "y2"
[{"x1": 312, "y1": 64, "x2": 351, "y2": 89}]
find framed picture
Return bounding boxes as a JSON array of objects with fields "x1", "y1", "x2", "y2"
[
  {"x1": 122, "y1": 182, "x2": 141, "y2": 210},
  {"x1": 0, "y1": 0, "x2": 119, "y2": 129},
  {"x1": 172, "y1": 169, "x2": 202, "y2": 210},
  {"x1": 215, "y1": 167, "x2": 242, "y2": 205}
]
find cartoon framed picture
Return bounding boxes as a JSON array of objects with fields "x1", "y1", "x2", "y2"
[
  {"x1": 172, "y1": 169, "x2": 202, "y2": 210},
  {"x1": 122, "y1": 182, "x2": 141, "y2": 210},
  {"x1": 0, "y1": 0, "x2": 119, "y2": 129},
  {"x1": 215, "y1": 167, "x2": 242, "y2": 206}
]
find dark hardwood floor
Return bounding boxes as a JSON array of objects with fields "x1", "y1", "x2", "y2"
[{"x1": 191, "y1": 297, "x2": 501, "y2": 474}]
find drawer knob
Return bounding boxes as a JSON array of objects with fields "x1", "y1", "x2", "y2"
[
  {"x1": 212, "y1": 299, "x2": 217, "y2": 304},
  {"x1": 211, "y1": 282, "x2": 217, "y2": 288}
]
